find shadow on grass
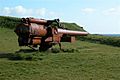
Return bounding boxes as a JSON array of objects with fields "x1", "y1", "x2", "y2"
[
  {"x1": 0, "y1": 52, "x2": 13, "y2": 58},
  {"x1": 15, "y1": 49, "x2": 38, "y2": 53},
  {"x1": 0, "y1": 48, "x2": 79, "y2": 61},
  {"x1": 0, "y1": 49, "x2": 38, "y2": 60}
]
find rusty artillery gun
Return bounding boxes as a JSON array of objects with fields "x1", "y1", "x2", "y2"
[{"x1": 14, "y1": 18, "x2": 88, "y2": 51}]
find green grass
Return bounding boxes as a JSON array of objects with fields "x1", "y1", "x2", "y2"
[
  {"x1": 0, "y1": 28, "x2": 120, "y2": 80},
  {"x1": 0, "y1": 28, "x2": 20, "y2": 53}
]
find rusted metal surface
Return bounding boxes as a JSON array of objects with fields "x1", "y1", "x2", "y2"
[
  {"x1": 21, "y1": 18, "x2": 47, "y2": 25},
  {"x1": 15, "y1": 17, "x2": 88, "y2": 51},
  {"x1": 28, "y1": 18, "x2": 47, "y2": 24},
  {"x1": 30, "y1": 23, "x2": 47, "y2": 36},
  {"x1": 32, "y1": 37, "x2": 41, "y2": 45},
  {"x1": 58, "y1": 29, "x2": 88, "y2": 36}
]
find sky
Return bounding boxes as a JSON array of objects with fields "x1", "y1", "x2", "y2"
[{"x1": 0, "y1": 0, "x2": 120, "y2": 34}]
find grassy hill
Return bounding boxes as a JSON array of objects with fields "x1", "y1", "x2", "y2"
[
  {"x1": 0, "y1": 16, "x2": 120, "y2": 80},
  {"x1": 0, "y1": 16, "x2": 20, "y2": 29},
  {"x1": 61, "y1": 22, "x2": 86, "y2": 31},
  {"x1": 0, "y1": 16, "x2": 86, "y2": 31}
]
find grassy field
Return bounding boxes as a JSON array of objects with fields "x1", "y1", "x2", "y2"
[
  {"x1": 0, "y1": 28, "x2": 120, "y2": 80},
  {"x1": 0, "y1": 28, "x2": 20, "y2": 53}
]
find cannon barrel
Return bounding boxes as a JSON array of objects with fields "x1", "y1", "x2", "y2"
[
  {"x1": 28, "y1": 18, "x2": 47, "y2": 24},
  {"x1": 22, "y1": 18, "x2": 59, "y2": 24},
  {"x1": 58, "y1": 28, "x2": 88, "y2": 36},
  {"x1": 21, "y1": 18, "x2": 47, "y2": 24}
]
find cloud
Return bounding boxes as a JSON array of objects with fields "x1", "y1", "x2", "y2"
[
  {"x1": 0, "y1": 5, "x2": 61, "y2": 18},
  {"x1": 2, "y1": 7, "x2": 11, "y2": 15},
  {"x1": 48, "y1": 11, "x2": 59, "y2": 17},
  {"x1": 103, "y1": 6, "x2": 120, "y2": 16},
  {"x1": 14, "y1": 6, "x2": 28, "y2": 15},
  {"x1": 0, "y1": 5, "x2": 47, "y2": 17},
  {"x1": 36, "y1": 8, "x2": 46, "y2": 16},
  {"x1": 81, "y1": 8, "x2": 96, "y2": 14}
]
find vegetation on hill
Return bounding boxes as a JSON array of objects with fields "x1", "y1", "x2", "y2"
[
  {"x1": 0, "y1": 16, "x2": 86, "y2": 31},
  {"x1": 61, "y1": 22, "x2": 86, "y2": 31},
  {"x1": 0, "y1": 16, "x2": 20, "y2": 29},
  {"x1": 79, "y1": 34, "x2": 120, "y2": 47}
]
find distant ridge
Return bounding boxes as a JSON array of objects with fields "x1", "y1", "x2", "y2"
[{"x1": 100, "y1": 34, "x2": 120, "y2": 37}]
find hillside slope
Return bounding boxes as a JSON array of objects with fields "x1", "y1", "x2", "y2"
[
  {"x1": 61, "y1": 22, "x2": 86, "y2": 31},
  {"x1": 0, "y1": 16, "x2": 86, "y2": 31},
  {"x1": 0, "y1": 16, "x2": 20, "y2": 29}
]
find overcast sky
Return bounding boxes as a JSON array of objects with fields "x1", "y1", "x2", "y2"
[{"x1": 0, "y1": 0, "x2": 120, "y2": 34}]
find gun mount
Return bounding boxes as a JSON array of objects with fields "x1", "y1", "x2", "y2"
[{"x1": 14, "y1": 18, "x2": 88, "y2": 51}]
